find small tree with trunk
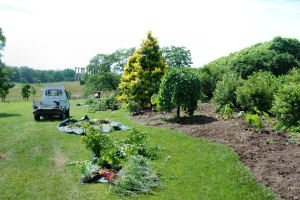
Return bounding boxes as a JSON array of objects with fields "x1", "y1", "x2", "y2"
[
  {"x1": 21, "y1": 84, "x2": 31, "y2": 101},
  {"x1": 157, "y1": 68, "x2": 202, "y2": 118}
]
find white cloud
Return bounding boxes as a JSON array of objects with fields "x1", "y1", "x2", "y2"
[{"x1": 0, "y1": 0, "x2": 299, "y2": 70}]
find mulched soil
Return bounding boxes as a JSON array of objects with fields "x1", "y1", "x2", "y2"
[{"x1": 131, "y1": 103, "x2": 300, "y2": 200}]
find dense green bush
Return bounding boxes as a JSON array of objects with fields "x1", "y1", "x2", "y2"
[
  {"x1": 81, "y1": 125, "x2": 113, "y2": 159},
  {"x1": 157, "y1": 68, "x2": 203, "y2": 117},
  {"x1": 192, "y1": 62, "x2": 229, "y2": 100},
  {"x1": 88, "y1": 94, "x2": 119, "y2": 112},
  {"x1": 272, "y1": 69, "x2": 300, "y2": 130},
  {"x1": 81, "y1": 126, "x2": 161, "y2": 169},
  {"x1": 212, "y1": 72, "x2": 243, "y2": 108},
  {"x1": 236, "y1": 71, "x2": 279, "y2": 112},
  {"x1": 196, "y1": 68, "x2": 217, "y2": 100},
  {"x1": 271, "y1": 83, "x2": 300, "y2": 128},
  {"x1": 127, "y1": 100, "x2": 142, "y2": 114}
]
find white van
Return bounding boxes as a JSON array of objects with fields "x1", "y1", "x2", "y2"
[{"x1": 33, "y1": 85, "x2": 70, "y2": 120}]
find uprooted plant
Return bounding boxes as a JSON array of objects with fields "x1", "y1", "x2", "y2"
[
  {"x1": 68, "y1": 123, "x2": 164, "y2": 195},
  {"x1": 109, "y1": 155, "x2": 163, "y2": 195}
]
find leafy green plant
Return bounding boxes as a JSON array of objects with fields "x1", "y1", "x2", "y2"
[
  {"x1": 67, "y1": 160, "x2": 99, "y2": 179},
  {"x1": 81, "y1": 126, "x2": 113, "y2": 158},
  {"x1": 84, "y1": 98, "x2": 96, "y2": 105},
  {"x1": 212, "y1": 72, "x2": 243, "y2": 108},
  {"x1": 127, "y1": 100, "x2": 142, "y2": 114},
  {"x1": 157, "y1": 68, "x2": 203, "y2": 118},
  {"x1": 110, "y1": 155, "x2": 163, "y2": 195},
  {"x1": 120, "y1": 129, "x2": 161, "y2": 160},
  {"x1": 88, "y1": 94, "x2": 119, "y2": 112},
  {"x1": 81, "y1": 126, "x2": 161, "y2": 169},
  {"x1": 216, "y1": 103, "x2": 234, "y2": 120},
  {"x1": 236, "y1": 71, "x2": 279, "y2": 112},
  {"x1": 150, "y1": 93, "x2": 159, "y2": 108},
  {"x1": 246, "y1": 113, "x2": 262, "y2": 132},
  {"x1": 271, "y1": 69, "x2": 300, "y2": 133}
]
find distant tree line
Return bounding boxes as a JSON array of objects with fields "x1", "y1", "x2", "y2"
[{"x1": 6, "y1": 66, "x2": 75, "y2": 83}]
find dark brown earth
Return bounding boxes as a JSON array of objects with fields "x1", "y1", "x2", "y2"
[{"x1": 131, "y1": 103, "x2": 300, "y2": 200}]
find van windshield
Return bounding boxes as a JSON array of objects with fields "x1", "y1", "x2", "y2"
[{"x1": 45, "y1": 89, "x2": 63, "y2": 96}]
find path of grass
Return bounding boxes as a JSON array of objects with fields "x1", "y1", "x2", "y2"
[{"x1": 0, "y1": 100, "x2": 276, "y2": 200}]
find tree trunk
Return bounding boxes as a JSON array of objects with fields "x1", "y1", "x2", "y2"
[{"x1": 177, "y1": 105, "x2": 180, "y2": 118}]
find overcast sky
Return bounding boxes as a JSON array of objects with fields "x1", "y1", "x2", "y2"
[{"x1": 0, "y1": 0, "x2": 299, "y2": 70}]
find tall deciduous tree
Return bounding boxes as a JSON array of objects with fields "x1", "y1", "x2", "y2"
[
  {"x1": 162, "y1": 46, "x2": 193, "y2": 69},
  {"x1": 0, "y1": 27, "x2": 5, "y2": 59},
  {"x1": 112, "y1": 48, "x2": 136, "y2": 73},
  {"x1": 87, "y1": 54, "x2": 114, "y2": 74},
  {"x1": 0, "y1": 27, "x2": 14, "y2": 102},
  {"x1": 118, "y1": 31, "x2": 167, "y2": 108},
  {"x1": 0, "y1": 27, "x2": 7, "y2": 88}
]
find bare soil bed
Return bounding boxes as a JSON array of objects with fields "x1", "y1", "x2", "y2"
[{"x1": 131, "y1": 103, "x2": 300, "y2": 200}]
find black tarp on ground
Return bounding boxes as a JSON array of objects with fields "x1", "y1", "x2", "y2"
[{"x1": 57, "y1": 115, "x2": 131, "y2": 135}]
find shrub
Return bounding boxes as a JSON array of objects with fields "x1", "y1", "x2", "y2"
[
  {"x1": 157, "y1": 68, "x2": 203, "y2": 117},
  {"x1": 236, "y1": 71, "x2": 279, "y2": 112},
  {"x1": 212, "y1": 72, "x2": 243, "y2": 108},
  {"x1": 110, "y1": 155, "x2": 163, "y2": 195},
  {"x1": 197, "y1": 69, "x2": 216, "y2": 100},
  {"x1": 81, "y1": 126, "x2": 160, "y2": 169},
  {"x1": 117, "y1": 31, "x2": 167, "y2": 108},
  {"x1": 191, "y1": 63, "x2": 229, "y2": 101},
  {"x1": 84, "y1": 98, "x2": 96, "y2": 105},
  {"x1": 127, "y1": 100, "x2": 142, "y2": 114},
  {"x1": 271, "y1": 83, "x2": 300, "y2": 129},
  {"x1": 81, "y1": 126, "x2": 113, "y2": 159},
  {"x1": 88, "y1": 94, "x2": 119, "y2": 112}
]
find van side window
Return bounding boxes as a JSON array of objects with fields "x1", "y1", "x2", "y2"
[{"x1": 45, "y1": 89, "x2": 63, "y2": 96}]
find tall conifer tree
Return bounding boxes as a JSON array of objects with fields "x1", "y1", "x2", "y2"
[{"x1": 118, "y1": 31, "x2": 167, "y2": 108}]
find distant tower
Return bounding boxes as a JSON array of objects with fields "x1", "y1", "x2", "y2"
[
  {"x1": 80, "y1": 67, "x2": 85, "y2": 80},
  {"x1": 74, "y1": 67, "x2": 78, "y2": 81}
]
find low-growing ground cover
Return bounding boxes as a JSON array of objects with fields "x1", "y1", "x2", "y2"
[
  {"x1": 0, "y1": 100, "x2": 275, "y2": 199},
  {"x1": 132, "y1": 103, "x2": 300, "y2": 200}
]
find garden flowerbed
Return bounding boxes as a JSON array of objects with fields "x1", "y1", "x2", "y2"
[{"x1": 131, "y1": 102, "x2": 300, "y2": 200}]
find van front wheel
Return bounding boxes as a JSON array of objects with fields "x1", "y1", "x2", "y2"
[
  {"x1": 66, "y1": 109, "x2": 70, "y2": 118},
  {"x1": 59, "y1": 110, "x2": 65, "y2": 120}
]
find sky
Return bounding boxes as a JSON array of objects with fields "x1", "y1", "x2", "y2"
[{"x1": 0, "y1": 0, "x2": 300, "y2": 70}]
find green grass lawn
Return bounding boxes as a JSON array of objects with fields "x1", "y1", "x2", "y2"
[{"x1": 0, "y1": 100, "x2": 276, "y2": 200}]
